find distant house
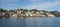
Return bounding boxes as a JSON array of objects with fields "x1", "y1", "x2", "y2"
[
  {"x1": 12, "y1": 14, "x2": 18, "y2": 16},
  {"x1": 0, "y1": 12, "x2": 5, "y2": 16},
  {"x1": 39, "y1": 11, "x2": 44, "y2": 14},
  {"x1": 25, "y1": 12, "x2": 31, "y2": 16},
  {"x1": 36, "y1": 12, "x2": 46, "y2": 17},
  {"x1": 39, "y1": 14, "x2": 46, "y2": 17},
  {"x1": 46, "y1": 13, "x2": 55, "y2": 17},
  {"x1": 17, "y1": 11, "x2": 22, "y2": 14}
]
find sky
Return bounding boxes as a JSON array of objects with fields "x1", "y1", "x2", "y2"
[{"x1": 0, "y1": 0, "x2": 60, "y2": 11}]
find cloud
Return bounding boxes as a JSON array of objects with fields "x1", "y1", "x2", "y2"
[
  {"x1": 23, "y1": 0, "x2": 60, "y2": 10},
  {"x1": 0, "y1": 0, "x2": 19, "y2": 7},
  {"x1": 29, "y1": 0, "x2": 54, "y2": 2},
  {"x1": 1, "y1": 3, "x2": 18, "y2": 9},
  {"x1": 29, "y1": 0, "x2": 38, "y2": 2},
  {"x1": 0, "y1": 0, "x2": 19, "y2": 3},
  {"x1": 47, "y1": 5, "x2": 60, "y2": 11}
]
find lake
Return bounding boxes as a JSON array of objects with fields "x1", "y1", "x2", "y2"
[{"x1": 0, "y1": 17, "x2": 60, "y2": 27}]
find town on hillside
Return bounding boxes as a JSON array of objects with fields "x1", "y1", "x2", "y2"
[{"x1": 0, "y1": 8, "x2": 60, "y2": 18}]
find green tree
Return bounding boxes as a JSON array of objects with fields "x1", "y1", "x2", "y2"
[
  {"x1": 0, "y1": 8, "x2": 7, "y2": 12},
  {"x1": 23, "y1": 9, "x2": 28, "y2": 12},
  {"x1": 50, "y1": 11, "x2": 60, "y2": 17},
  {"x1": 0, "y1": 8, "x2": 4, "y2": 12},
  {"x1": 31, "y1": 9, "x2": 38, "y2": 11},
  {"x1": 30, "y1": 9, "x2": 38, "y2": 13},
  {"x1": 10, "y1": 10, "x2": 14, "y2": 12}
]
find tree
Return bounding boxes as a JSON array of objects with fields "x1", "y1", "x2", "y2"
[
  {"x1": 30, "y1": 9, "x2": 38, "y2": 13},
  {"x1": 0, "y1": 8, "x2": 7, "y2": 12},
  {"x1": 23, "y1": 9, "x2": 28, "y2": 12},
  {"x1": 0, "y1": 8, "x2": 4, "y2": 12},
  {"x1": 10, "y1": 10, "x2": 14, "y2": 12},
  {"x1": 31, "y1": 9, "x2": 38, "y2": 11},
  {"x1": 50, "y1": 11, "x2": 60, "y2": 17}
]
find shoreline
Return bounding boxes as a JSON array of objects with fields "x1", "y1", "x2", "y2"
[{"x1": 0, "y1": 16, "x2": 55, "y2": 18}]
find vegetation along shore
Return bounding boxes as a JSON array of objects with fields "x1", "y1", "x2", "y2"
[{"x1": 0, "y1": 8, "x2": 60, "y2": 18}]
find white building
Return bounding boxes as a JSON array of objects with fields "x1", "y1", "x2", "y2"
[{"x1": 46, "y1": 13, "x2": 55, "y2": 17}]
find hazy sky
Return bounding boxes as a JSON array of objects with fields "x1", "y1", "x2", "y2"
[{"x1": 0, "y1": 0, "x2": 60, "y2": 11}]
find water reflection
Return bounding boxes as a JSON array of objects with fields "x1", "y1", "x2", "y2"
[
  {"x1": 0, "y1": 17, "x2": 60, "y2": 27},
  {"x1": 0, "y1": 18, "x2": 3, "y2": 27}
]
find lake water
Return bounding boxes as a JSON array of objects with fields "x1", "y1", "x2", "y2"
[{"x1": 0, "y1": 17, "x2": 60, "y2": 27}]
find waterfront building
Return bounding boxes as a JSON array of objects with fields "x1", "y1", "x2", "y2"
[{"x1": 46, "y1": 13, "x2": 55, "y2": 17}]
